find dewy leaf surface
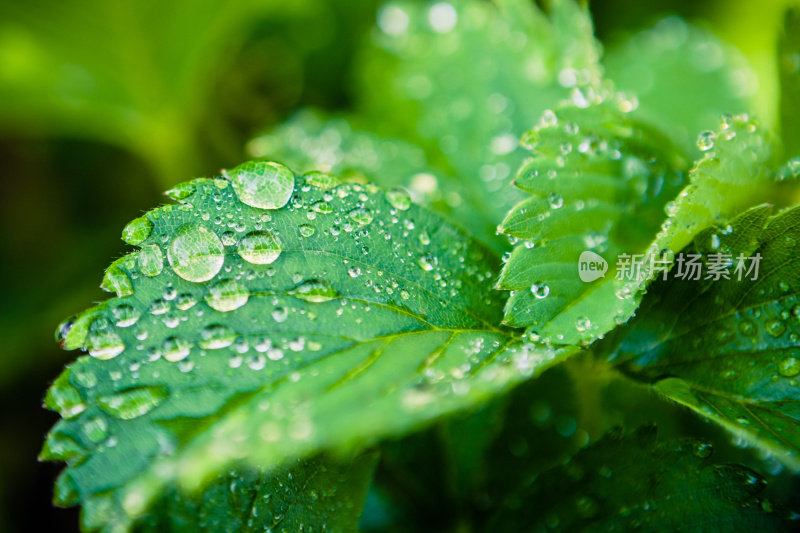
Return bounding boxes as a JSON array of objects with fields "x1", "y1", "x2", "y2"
[
  {"x1": 497, "y1": 88, "x2": 689, "y2": 346},
  {"x1": 484, "y1": 426, "x2": 792, "y2": 532},
  {"x1": 42, "y1": 161, "x2": 569, "y2": 531},
  {"x1": 779, "y1": 7, "x2": 800, "y2": 158},
  {"x1": 605, "y1": 205, "x2": 800, "y2": 469},
  {"x1": 499, "y1": 104, "x2": 782, "y2": 347}
]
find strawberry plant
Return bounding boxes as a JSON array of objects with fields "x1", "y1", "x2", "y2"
[{"x1": 41, "y1": 0, "x2": 800, "y2": 531}]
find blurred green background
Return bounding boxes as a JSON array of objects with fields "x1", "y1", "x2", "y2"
[{"x1": 0, "y1": 0, "x2": 796, "y2": 530}]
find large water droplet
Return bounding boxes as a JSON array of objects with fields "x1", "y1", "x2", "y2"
[
  {"x1": 82, "y1": 416, "x2": 109, "y2": 443},
  {"x1": 168, "y1": 224, "x2": 225, "y2": 283},
  {"x1": 289, "y1": 279, "x2": 339, "y2": 302},
  {"x1": 101, "y1": 264, "x2": 134, "y2": 297},
  {"x1": 697, "y1": 130, "x2": 715, "y2": 151},
  {"x1": 778, "y1": 356, "x2": 800, "y2": 378},
  {"x1": 87, "y1": 318, "x2": 125, "y2": 360},
  {"x1": 304, "y1": 171, "x2": 338, "y2": 189},
  {"x1": 386, "y1": 188, "x2": 412, "y2": 210},
  {"x1": 531, "y1": 282, "x2": 550, "y2": 299},
  {"x1": 111, "y1": 304, "x2": 141, "y2": 328},
  {"x1": 205, "y1": 279, "x2": 249, "y2": 312},
  {"x1": 162, "y1": 336, "x2": 192, "y2": 362},
  {"x1": 199, "y1": 324, "x2": 237, "y2": 349},
  {"x1": 138, "y1": 244, "x2": 164, "y2": 277},
  {"x1": 121, "y1": 216, "x2": 153, "y2": 245},
  {"x1": 348, "y1": 207, "x2": 374, "y2": 226},
  {"x1": 237, "y1": 231, "x2": 281, "y2": 265},
  {"x1": 98, "y1": 386, "x2": 169, "y2": 420},
  {"x1": 226, "y1": 161, "x2": 294, "y2": 210}
]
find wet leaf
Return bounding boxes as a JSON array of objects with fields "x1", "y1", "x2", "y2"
[{"x1": 42, "y1": 161, "x2": 571, "y2": 531}]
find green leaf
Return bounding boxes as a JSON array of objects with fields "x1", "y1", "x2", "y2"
[
  {"x1": 484, "y1": 425, "x2": 792, "y2": 532},
  {"x1": 132, "y1": 453, "x2": 377, "y2": 533},
  {"x1": 605, "y1": 204, "x2": 800, "y2": 469},
  {"x1": 779, "y1": 8, "x2": 800, "y2": 158},
  {"x1": 353, "y1": 0, "x2": 602, "y2": 248},
  {"x1": 497, "y1": 89, "x2": 689, "y2": 345},
  {"x1": 605, "y1": 16, "x2": 756, "y2": 157},
  {"x1": 498, "y1": 105, "x2": 783, "y2": 347},
  {"x1": 43, "y1": 161, "x2": 572, "y2": 530}
]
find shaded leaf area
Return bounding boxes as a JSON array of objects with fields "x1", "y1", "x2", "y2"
[
  {"x1": 131, "y1": 453, "x2": 376, "y2": 533},
  {"x1": 605, "y1": 204, "x2": 800, "y2": 469},
  {"x1": 779, "y1": 8, "x2": 800, "y2": 159},
  {"x1": 361, "y1": 364, "x2": 591, "y2": 532},
  {"x1": 604, "y1": 15, "x2": 756, "y2": 157},
  {"x1": 484, "y1": 425, "x2": 793, "y2": 532},
  {"x1": 302, "y1": 0, "x2": 601, "y2": 249},
  {"x1": 497, "y1": 88, "x2": 688, "y2": 345},
  {"x1": 41, "y1": 162, "x2": 570, "y2": 531}
]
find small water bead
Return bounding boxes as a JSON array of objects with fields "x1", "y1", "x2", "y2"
[
  {"x1": 121, "y1": 216, "x2": 153, "y2": 245},
  {"x1": 299, "y1": 224, "x2": 316, "y2": 237},
  {"x1": 386, "y1": 187, "x2": 412, "y2": 211},
  {"x1": 221, "y1": 231, "x2": 237, "y2": 246},
  {"x1": 248, "y1": 355, "x2": 267, "y2": 370},
  {"x1": 267, "y1": 348, "x2": 284, "y2": 361},
  {"x1": 289, "y1": 279, "x2": 339, "y2": 302},
  {"x1": 111, "y1": 304, "x2": 141, "y2": 328},
  {"x1": 199, "y1": 324, "x2": 237, "y2": 349},
  {"x1": 304, "y1": 171, "x2": 338, "y2": 190},
  {"x1": 311, "y1": 201, "x2": 333, "y2": 214},
  {"x1": 778, "y1": 356, "x2": 800, "y2": 378},
  {"x1": 417, "y1": 255, "x2": 435, "y2": 272},
  {"x1": 168, "y1": 224, "x2": 225, "y2": 283},
  {"x1": 531, "y1": 282, "x2": 550, "y2": 299},
  {"x1": 575, "y1": 316, "x2": 591, "y2": 332},
  {"x1": 205, "y1": 279, "x2": 249, "y2": 312},
  {"x1": 225, "y1": 161, "x2": 294, "y2": 210},
  {"x1": 87, "y1": 319, "x2": 125, "y2": 360},
  {"x1": 237, "y1": 231, "x2": 282, "y2": 265},
  {"x1": 548, "y1": 193, "x2": 564, "y2": 209},
  {"x1": 693, "y1": 441, "x2": 713, "y2": 458},
  {"x1": 175, "y1": 293, "x2": 197, "y2": 310},
  {"x1": 162, "y1": 336, "x2": 192, "y2": 362},
  {"x1": 272, "y1": 307, "x2": 288, "y2": 323},
  {"x1": 138, "y1": 244, "x2": 164, "y2": 277},
  {"x1": 150, "y1": 299, "x2": 170, "y2": 315},
  {"x1": 697, "y1": 130, "x2": 716, "y2": 151},
  {"x1": 348, "y1": 207, "x2": 374, "y2": 226},
  {"x1": 419, "y1": 232, "x2": 431, "y2": 246},
  {"x1": 97, "y1": 386, "x2": 169, "y2": 420}
]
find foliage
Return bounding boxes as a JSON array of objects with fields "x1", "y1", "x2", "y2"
[{"x1": 35, "y1": 0, "x2": 800, "y2": 531}]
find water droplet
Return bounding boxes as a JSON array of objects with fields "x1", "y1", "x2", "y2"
[
  {"x1": 348, "y1": 207, "x2": 374, "y2": 226},
  {"x1": 531, "y1": 282, "x2": 550, "y2": 299},
  {"x1": 575, "y1": 316, "x2": 591, "y2": 332},
  {"x1": 304, "y1": 171, "x2": 338, "y2": 190},
  {"x1": 101, "y1": 264, "x2": 134, "y2": 297},
  {"x1": 168, "y1": 224, "x2": 225, "y2": 283},
  {"x1": 175, "y1": 293, "x2": 197, "y2": 311},
  {"x1": 164, "y1": 181, "x2": 196, "y2": 201},
  {"x1": 225, "y1": 161, "x2": 294, "y2": 210},
  {"x1": 311, "y1": 201, "x2": 332, "y2": 214},
  {"x1": 237, "y1": 231, "x2": 281, "y2": 265},
  {"x1": 199, "y1": 324, "x2": 237, "y2": 349},
  {"x1": 386, "y1": 188, "x2": 412, "y2": 210},
  {"x1": 766, "y1": 319, "x2": 786, "y2": 337},
  {"x1": 205, "y1": 279, "x2": 249, "y2": 312},
  {"x1": 87, "y1": 319, "x2": 125, "y2": 360},
  {"x1": 82, "y1": 416, "x2": 108, "y2": 443},
  {"x1": 138, "y1": 244, "x2": 164, "y2": 277},
  {"x1": 693, "y1": 441, "x2": 713, "y2": 458},
  {"x1": 778, "y1": 356, "x2": 800, "y2": 377},
  {"x1": 548, "y1": 193, "x2": 564, "y2": 209},
  {"x1": 697, "y1": 130, "x2": 715, "y2": 151},
  {"x1": 162, "y1": 336, "x2": 192, "y2": 362},
  {"x1": 272, "y1": 307, "x2": 288, "y2": 322},
  {"x1": 299, "y1": 224, "x2": 316, "y2": 237},
  {"x1": 121, "y1": 216, "x2": 153, "y2": 245},
  {"x1": 98, "y1": 386, "x2": 169, "y2": 420},
  {"x1": 289, "y1": 279, "x2": 339, "y2": 303},
  {"x1": 111, "y1": 304, "x2": 141, "y2": 328}
]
